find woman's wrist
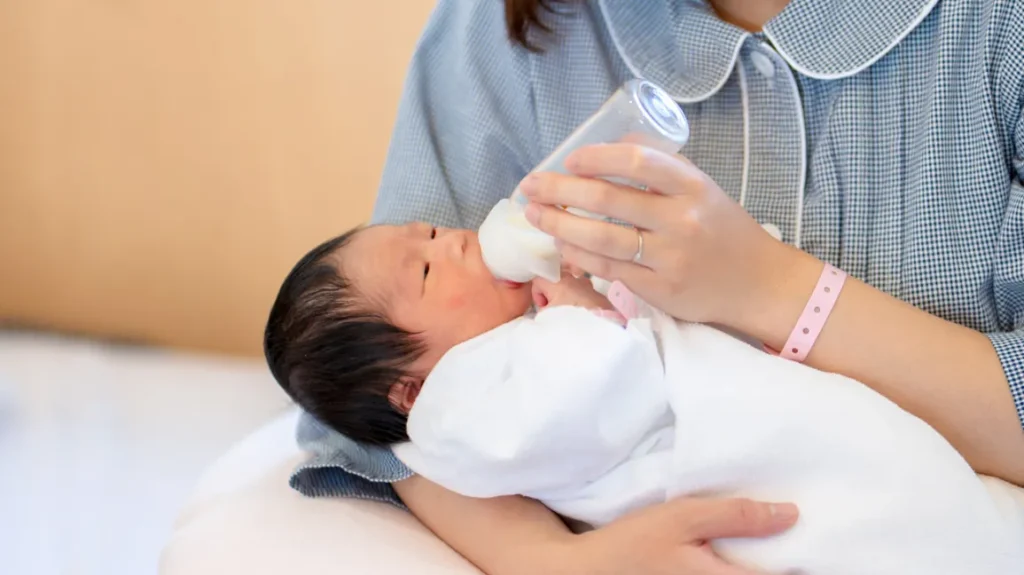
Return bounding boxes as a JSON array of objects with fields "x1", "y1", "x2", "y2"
[
  {"x1": 548, "y1": 531, "x2": 630, "y2": 575},
  {"x1": 730, "y1": 241, "x2": 825, "y2": 349},
  {"x1": 526, "y1": 533, "x2": 605, "y2": 575},
  {"x1": 520, "y1": 528, "x2": 633, "y2": 575}
]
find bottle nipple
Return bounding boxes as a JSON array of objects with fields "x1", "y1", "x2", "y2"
[{"x1": 478, "y1": 199, "x2": 561, "y2": 283}]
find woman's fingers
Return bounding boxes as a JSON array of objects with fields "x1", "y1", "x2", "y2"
[
  {"x1": 564, "y1": 143, "x2": 707, "y2": 197},
  {"x1": 520, "y1": 172, "x2": 669, "y2": 230},
  {"x1": 557, "y1": 241, "x2": 658, "y2": 287},
  {"x1": 525, "y1": 203, "x2": 649, "y2": 262},
  {"x1": 681, "y1": 498, "x2": 800, "y2": 541},
  {"x1": 579, "y1": 495, "x2": 793, "y2": 575}
]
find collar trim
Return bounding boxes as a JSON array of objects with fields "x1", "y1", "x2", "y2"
[{"x1": 598, "y1": 0, "x2": 940, "y2": 101}]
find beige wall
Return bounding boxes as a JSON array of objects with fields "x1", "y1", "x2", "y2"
[{"x1": 0, "y1": 0, "x2": 436, "y2": 356}]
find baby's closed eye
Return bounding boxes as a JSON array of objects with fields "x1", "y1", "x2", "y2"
[{"x1": 423, "y1": 227, "x2": 437, "y2": 279}]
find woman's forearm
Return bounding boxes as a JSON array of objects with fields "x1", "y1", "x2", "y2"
[
  {"x1": 393, "y1": 475, "x2": 577, "y2": 575},
  {"x1": 395, "y1": 474, "x2": 802, "y2": 575},
  {"x1": 743, "y1": 244, "x2": 1024, "y2": 485}
]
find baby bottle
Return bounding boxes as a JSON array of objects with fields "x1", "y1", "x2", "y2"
[{"x1": 478, "y1": 79, "x2": 690, "y2": 283}]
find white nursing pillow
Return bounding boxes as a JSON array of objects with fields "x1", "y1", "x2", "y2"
[{"x1": 160, "y1": 409, "x2": 479, "y2": 575}]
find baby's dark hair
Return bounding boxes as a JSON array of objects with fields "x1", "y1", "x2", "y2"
[{"x1": 264, "y1": 227, "x2": 424, "y2": 445}]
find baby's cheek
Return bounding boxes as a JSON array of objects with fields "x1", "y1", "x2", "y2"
[
  {"x1": 443, "y1": 292, "x2": 468, "y2": 310},
  {"x1": 442, "y1": 281, "x2": 493, "y2": 311}
]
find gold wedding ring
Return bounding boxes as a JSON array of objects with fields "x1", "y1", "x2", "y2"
[{"x1": 632, "y1": 226, "x2": 644, "y2": 264}]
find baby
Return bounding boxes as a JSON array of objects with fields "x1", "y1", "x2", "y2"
[
  {"x1": 265, "y1": 223, "x2": 551, "y2": 445},
  {"x1": 265, "y1": 223, "x2": 1024, "y2": 575}
]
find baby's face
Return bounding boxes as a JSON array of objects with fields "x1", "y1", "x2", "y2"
[{"x1": 342, "y1": 223, "x2": 533, "y2": 373}]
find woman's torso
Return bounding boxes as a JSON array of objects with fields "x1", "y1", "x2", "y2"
[{"x1": 496, "y1": 0, "x2": 1024, "y2": 334}]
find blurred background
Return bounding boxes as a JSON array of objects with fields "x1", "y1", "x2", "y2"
[{"x1": 0, "y1": 0, "x2": 435, "y2": 572}]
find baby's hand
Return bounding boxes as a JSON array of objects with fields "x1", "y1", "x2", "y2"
[{"x1": 532, "y1": 274, "x2": 615, "y2": 312}]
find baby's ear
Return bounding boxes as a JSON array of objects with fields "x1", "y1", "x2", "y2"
[{"x1": 387, "y1": 377, "x2": 423, "y2": 414}]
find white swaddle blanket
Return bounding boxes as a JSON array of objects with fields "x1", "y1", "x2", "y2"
[{"x1": 393, "y1": 297, "x2": 1024, "y2": 574}]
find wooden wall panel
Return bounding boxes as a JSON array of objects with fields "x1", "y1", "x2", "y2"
[{"x1": 0, "y1": 0, "x2": 436, "y2": 356}]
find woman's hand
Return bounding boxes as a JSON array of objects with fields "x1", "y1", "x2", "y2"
[
  {"x1": 571, "y1": 496, "x2": 799, "y2": 575},
  {"x1": 395, "y1": 475, "x2": 798, "y2": 575},
  {"x1": 519, "y1": 143, "x2": 812, "y2": 331}
]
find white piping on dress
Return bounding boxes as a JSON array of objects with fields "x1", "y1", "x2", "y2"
[
  {"x1": 737, "y1": 58, "x2": 751, "y2": 209},
  {"x1": 763, "y1": 0, "x2": 939, "y2": 81},
  {"x1": 773, "y1": 45, "x2": 807, "y2": 249},
  {"x1": 596, "y1": 0, "x2": 749, "y2": 104}
]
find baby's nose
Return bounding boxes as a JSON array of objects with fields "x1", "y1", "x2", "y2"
[{"x1": 436, "y1": 228, "x2": 468, "y2": 258}]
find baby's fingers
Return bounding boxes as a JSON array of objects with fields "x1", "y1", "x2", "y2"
[{"x1": 531, "y1": 279, "x2": 552, "y2": 308}]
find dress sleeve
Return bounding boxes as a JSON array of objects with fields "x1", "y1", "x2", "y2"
[{"x1": 987, "y1": 78, "x2": 1024, "y2": 427}]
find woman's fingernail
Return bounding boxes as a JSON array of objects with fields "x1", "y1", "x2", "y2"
[
  {"x1": 563, "y1": 153, "x2": 579, "y2": 172},
  {"x1": 770, "y1": 503, "x2": 799, "y2": 522},
  {"x1": 524, "y1": 203, "x2": 540, "y2": 224},
  {"x1": 520, "y1": 174, "x2": 540, "y2": 196}
]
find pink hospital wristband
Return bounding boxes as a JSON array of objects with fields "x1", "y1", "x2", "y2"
[{"x1": 771, "y1": 263, "x2": 848, "y2": 363}]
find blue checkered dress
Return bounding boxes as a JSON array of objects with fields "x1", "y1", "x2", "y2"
[{"x1": 290, "y1": 0, "x2": 1024, "y2": 507}]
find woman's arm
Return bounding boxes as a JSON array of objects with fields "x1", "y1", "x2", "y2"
[
  {"x1": 393, "y1": 476, "x2": 576, "y2": 573},
  {"x1": 394, "y1": 474, "x2": 799, "y2": 575},
  {"x1": 748, "y1": 246, "x2": 1024, "y2": 485}
]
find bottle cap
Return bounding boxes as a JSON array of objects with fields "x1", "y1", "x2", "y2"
[{"x1": 632, "y1": 80, "x2": 690, "y2": 146}]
